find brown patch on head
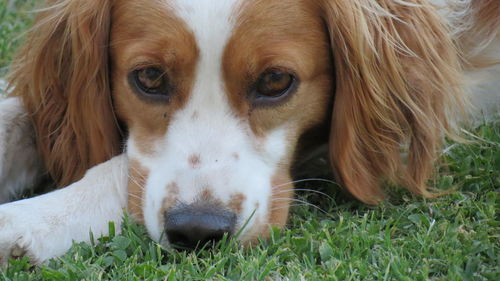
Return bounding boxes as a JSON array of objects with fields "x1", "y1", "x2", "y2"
[
  {"x1": 223, "y1": 0, "x2": 333, "y2": 137},
  {"x1": 228, "y1": 193, "x2": 246, "y2": 214},
  {"x1": 128, "y1": 159, "x2": 149, "y2": 223},
  {"x1": 188, "y1": 154, "x2": 201, "y2": 169},
  {"x1": 110, "y1": 0, "x2": 199, "y2": 156}
]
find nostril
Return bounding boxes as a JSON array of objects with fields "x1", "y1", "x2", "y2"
[
  {"x1": 164, "y1": 203, "x2": 236, "y2": 250},
  {"x1": 166, "y1": 230, "x2": 193, "y2": 249}
]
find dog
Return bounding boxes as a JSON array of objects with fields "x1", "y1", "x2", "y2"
[{"x1": 0, "y1": 0, "x2": 498, "y2": 265}]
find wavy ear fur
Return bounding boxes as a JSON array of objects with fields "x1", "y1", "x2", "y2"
[
  {"x1": 8, "y1": 0, "x2": 121, "y2": 186},
  {"x1": 319, "y1": 0, "x2": 465, "y2": 204}
]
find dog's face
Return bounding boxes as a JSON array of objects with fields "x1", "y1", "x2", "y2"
[
  {"x1": 13, "y1": 0, "x2": 464, "y2": 250},
  {"x1": 110, "y1": 0, "x2": 333, "y2": 247}
]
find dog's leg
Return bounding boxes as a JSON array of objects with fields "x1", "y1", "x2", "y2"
[
  {"x1": 0, "y1": 96, "x2": 44, "y2": 203},
  {"x1": 0, "y1": 154, "x2": 129, "y2": 265}
]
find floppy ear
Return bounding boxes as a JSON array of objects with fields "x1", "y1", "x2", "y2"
[
  {"x1": 320, "y1": 0, "x2": 465, "y2": 204},
  {"x1": 8, "y1": 0, "x2": 121, "y2": 186}
]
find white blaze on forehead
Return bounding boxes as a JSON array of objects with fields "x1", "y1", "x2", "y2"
[
  {"x1": 170, "y1": 0, "x2": 242, "y2": 141},
  {"x1": 174, "y1": 0, "x2": 239, "y2": 82}
]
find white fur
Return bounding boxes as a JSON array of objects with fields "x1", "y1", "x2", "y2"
[
  {"x1": 465, "y1": 65, "x2": 500, "y2": 121},
  {"x1": 0, "y1": 96, "x2": 43, "y2": 203},
  {"x1": 431, "y1": 0, "x2": 500, "y2": 120},
  {"x1": 0, "y1": 155, "x2": 128, "y2": 265}
]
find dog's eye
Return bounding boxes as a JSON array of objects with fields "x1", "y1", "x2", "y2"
[
  {"x1": 130, "y1": 67, "x2": 170, "y2": 98},
  {"x1": 254, "y1": 68, "x2": 297, "y2": 103}
]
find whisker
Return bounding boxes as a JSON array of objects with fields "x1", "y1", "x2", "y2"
[
  {"x1": 127, "y1": 202, "x2": 143, "y2": 211},
  {"x1": 127, "y1": 193, "x2": 144, "y2": 201},
  {"x1": 272, "y1": 188, "x2": 335, "y2": 202},
  {"x1": 129, "y1": 165, "x2": 148, "y2": 181},
  {"x1": 270, "y1": 203, "x2": 322, "y2": 212},
  {"x1": 127, "y1": 178, "x2": 146, "y2": 192},
  {"x1": 272, "y1": 178, "x2": 339, "y2": 189},
  {"x1": 127, "y1": 173, "x2": 146, "y2": 191},
  {"x1": 270, "y1": 198, "x2": 330, "y2": 215}
]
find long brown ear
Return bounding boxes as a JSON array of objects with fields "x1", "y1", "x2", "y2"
[
  {"x1": 8, "y1": 0, "x2": 121, "y2": 186},
  {"x1": 319, "y1": 0, "x2": 465, "y2": 204}
]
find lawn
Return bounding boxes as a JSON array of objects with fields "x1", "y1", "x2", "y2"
[{"x1": 1, "y1": 1, "x2": 499, "y2": 280}]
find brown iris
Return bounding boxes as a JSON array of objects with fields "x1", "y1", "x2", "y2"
[
  {"x1": 131, "y1": 67, "x2": 170, "y2": 97},
  {"x1": 256, "y1": 69, "x2": 295, "y2": 98}
]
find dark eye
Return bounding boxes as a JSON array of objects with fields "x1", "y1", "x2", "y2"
[
  {"x1": 254, "y1": 68, "x2": 297, "y2": 103},
  {"x1": 129, "y1": 67, "x2": 170, "y2": 99}
]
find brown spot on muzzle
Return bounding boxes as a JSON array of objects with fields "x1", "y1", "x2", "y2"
[
  {"x1": 128, "y1": 159, "x2": 149, "y2": 223},
  {"x1": 228, "y1": 193, "x2": 246, "y2": 214},
  {"x1": 188, "y1": 154, "x2": 201, "y2": 169},
  {"x1": 200, "y1": 189, "x2": 215, "y2": 201},
  {"x1": 162, "y1": 182, "x2": 180, "y2": 210},
  {"x1": 269, "y1": 172, "x2": 294, "y2": 228}
]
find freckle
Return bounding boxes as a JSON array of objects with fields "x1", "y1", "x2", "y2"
[
  {"x1": 255, "y1": 202, "x2": 260, "y2": 210},
  {"x1": 232, "y1": 153, "x2": 240, "y2": 160},
  {"x1": 200, "y1": 189, "x2": 213, "y2": 200},
  {"x1": 163, "y1": 182, "x2": 179, "y2": 209},
  {"x1": 188, "y1": 154, "x2": 201, "y2": 169},
  {"x1": 163, "y1": 113, "x2": 168, "y2": 119},
  {"x1": 167, "y1": 182, "x2": 179, "y2": 192},
  {"x1": 229, "y1": 193, "x2": 246, "y2": 214}
]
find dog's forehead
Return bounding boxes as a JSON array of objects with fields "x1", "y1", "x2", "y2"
[
  {"x1": 172, "y1": 0, "x2": 240, "y2": 35},
  {"x1": 111, "y1": 0, "x2": 322, "y2": 63},
  {"x1": 170, "y1": 0, "x2": 319, "y2": 44},
  {"x1": 170, "y1": 0, "x2": 240, "y2": 90}
]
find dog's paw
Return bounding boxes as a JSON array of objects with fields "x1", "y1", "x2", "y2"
[
  {"x1": 0, "y1": 206, "x2": 63, "y2": 266},
  {"x1": 0, "y1": 212, "x2": 37, "y2": 266}
]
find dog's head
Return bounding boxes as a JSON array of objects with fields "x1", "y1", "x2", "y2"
[{"x1": 10, "y1": 0, "x2": 464, "y2": 248}]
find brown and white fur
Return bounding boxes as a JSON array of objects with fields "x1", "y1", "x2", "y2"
[{"x1": 0, "y1": 0, "x2": 498, "y2": 265}]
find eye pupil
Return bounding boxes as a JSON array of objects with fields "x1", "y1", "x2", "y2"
[
  {"x1": 132, "y1": 67, "x2": 169, "y2": 96},
  {"x1": 257, "y1": 69, "x2": 294, "y2": 98},
  {"x1": 139, "y1": 68, "x2": 162, "y2": 88}
]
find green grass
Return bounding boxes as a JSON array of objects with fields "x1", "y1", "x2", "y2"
[
  {"x1": 0, "y1": 0, "x2": 35, "y2": 76},
  {"x1": 1, "y1": 1, "x2": 499, "y2": 280}
]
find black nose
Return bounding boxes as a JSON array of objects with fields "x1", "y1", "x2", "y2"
[{"x1": 164, "y1": 202, "x2": 236, "y2": 250}]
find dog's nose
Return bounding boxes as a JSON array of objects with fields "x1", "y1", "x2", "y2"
[{"x1": 164, "y1": 203, "x2": 236, "y2": 250}]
